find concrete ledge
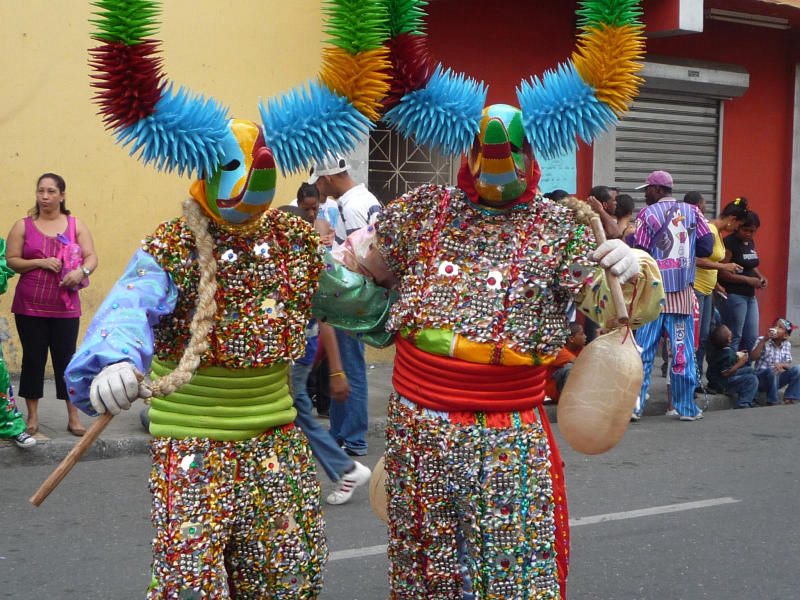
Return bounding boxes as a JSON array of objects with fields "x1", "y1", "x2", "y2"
[
  {"x1": 0, "y1": 434, "x2": 151, "y2": 469},
  {"x1": 0, "y1": 392, "x2": 741, "y2": 467}
]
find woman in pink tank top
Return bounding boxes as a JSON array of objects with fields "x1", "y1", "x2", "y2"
[{"x1": 6, "y1": 173, "x2": 98, "y2": 436}]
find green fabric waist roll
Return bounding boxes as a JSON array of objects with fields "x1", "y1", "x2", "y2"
[{"x1": 148, "y1": 359, "x2": 295, "y2": 441}]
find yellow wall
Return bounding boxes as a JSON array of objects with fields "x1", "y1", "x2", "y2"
[{"x1": 0, "y1": 1, "x2": 329, "y2": 371}]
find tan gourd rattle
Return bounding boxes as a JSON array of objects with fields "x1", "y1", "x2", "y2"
[{"x1": 556, "y1": 217, "x2": 644, "y2": 455}]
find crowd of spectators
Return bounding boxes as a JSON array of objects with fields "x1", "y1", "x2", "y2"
[{"x1": 544, "y1": 171, "x2": 796, "y2": 415}]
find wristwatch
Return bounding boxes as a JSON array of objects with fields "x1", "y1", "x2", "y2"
[{"x1": 82, "y1": 266, "x2": 91, "y2": 276}]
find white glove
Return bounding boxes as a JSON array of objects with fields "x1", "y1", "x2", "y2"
[
  {"x1": 591, "y1": 239, "x2": 640, "y2": 284},
  {"x1": 90, "y1": 362, "x2": 151, "y2": 415}
]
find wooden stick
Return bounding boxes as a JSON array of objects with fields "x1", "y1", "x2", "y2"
[
  {"x1": 29, "y1": 412, "x2": 115, "y2": 506},
  {"x1": 589, "y1": 217, "x2": 629, "y2": 324}
]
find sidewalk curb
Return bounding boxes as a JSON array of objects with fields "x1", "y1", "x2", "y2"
[
  {"x1": 1, "y1": 434, "x2": 151, "y2": 468},
  {"x1": 3, "y1": 394, "x2": 737, "y2": 468}
]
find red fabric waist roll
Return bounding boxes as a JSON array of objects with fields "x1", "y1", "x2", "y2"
[{"x1": 392, "y1": 335, "x2": 547, "y2": 413}]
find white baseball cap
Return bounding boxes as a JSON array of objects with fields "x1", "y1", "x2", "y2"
[{"x1": 307, "y1": 154, "x2": 350, "y2": 185}]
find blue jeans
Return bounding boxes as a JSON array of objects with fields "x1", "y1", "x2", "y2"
[
  {"x1": 329, "y1": 330, "x2": 369, "y2": 455},
  {"x1": 552, "y1": 363, "x2": 574, "y2": 394},
  {"x1": 756, "y1": 365, "x2": 800, "y2": 404},
  {"x1": 722, "y1": 293, "x2": 759, "y2": 353},
  {"x1": 694, "y1": 289, "x2": 713, "y2": 381},
  {"x1": 726, "y1": 365, "x2": 759, "y2": 407},
  {"x1": 290, "y1": 361, "x2": 354, "y2": 482}
]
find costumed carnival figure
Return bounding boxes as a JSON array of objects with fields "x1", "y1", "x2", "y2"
[
  {"x1": 64, "y1": 1, "x2": 396, "y2": 598},
  {"x1": 314, "y1": 0, "x2": 665, "y2": 598},
  {"x1": 0, "y1": 238, "x2": 36, "y2": 448}
]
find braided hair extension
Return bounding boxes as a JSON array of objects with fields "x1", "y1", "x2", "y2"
[{"x1": 148, "y1": 199, "x2": 218, "y2": 397}]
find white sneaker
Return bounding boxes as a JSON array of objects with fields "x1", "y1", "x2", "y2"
[
  {"x1": 665, "y1": 409, "x2": 679, "y2": 417},
  {"x1": 326, "y1": 461, "x2": 371, "y2": 505},
  {"x1": 630, "y1": 412, "x2": 641, "y2": 422},
  {"x1": 13, "y1": 431, "x2": 36, "y2": 448},
  {"x1": 679, "y1": 411, "x2": 704, "y2": 422}
]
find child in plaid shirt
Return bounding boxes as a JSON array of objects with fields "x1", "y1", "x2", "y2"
[{"x1": 751, "y1": 318, "x2": 799, "y2": 405}]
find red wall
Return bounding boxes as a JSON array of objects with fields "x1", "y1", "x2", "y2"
[{"x1": 426, "y1": 0, "x2": 795, "y2": 327}]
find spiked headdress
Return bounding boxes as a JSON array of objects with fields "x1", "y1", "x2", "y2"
[
  {"x1": 380, "y1": 0, "x2": 646, "y2": 160},
  {"x1": 89, "y1": 0, "x2": 391, "y2": 178}
]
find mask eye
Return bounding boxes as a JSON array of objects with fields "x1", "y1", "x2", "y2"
[
  {"x1": 509, "y1": 143, "x2": 521, "y2": 154},
  {"x1": 221, "y1": 159, "x2": 241, "y2": 171}
]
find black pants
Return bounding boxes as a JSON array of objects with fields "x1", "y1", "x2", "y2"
[
  {"x1": 307, "y1": 359, "x2": 331, "y2": 415},
  {"x1": 14, "y1": 314, "x2": 79, "y2": 400}
]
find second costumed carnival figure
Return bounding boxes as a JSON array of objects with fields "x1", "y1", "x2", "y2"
[{"x1": 318, "y1": 0, "x2": 665, "y2": 598}]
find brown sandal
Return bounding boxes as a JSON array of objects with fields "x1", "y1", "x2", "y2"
[{"x1": 67, "y1": 424, "x2": 87, "y2": 437}]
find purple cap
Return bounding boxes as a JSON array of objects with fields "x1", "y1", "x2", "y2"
[{"x1": 635, "y1": 170, "x2": 673, "y2": 190}]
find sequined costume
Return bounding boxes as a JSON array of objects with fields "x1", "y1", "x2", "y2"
[
  {"x1": 307, "y1": 0, "x2": 659, "y2": 595},
  {"x1": 324, "y1": 1, "x2": 653, "y2": 592},
  {"x1": 66, "y1": 209, "x2": 329, "y2": 598},
  {"x1": 320, "y1": 177, "x2": 663, "y2": 600},
  {"x1": 0, "y1": 345, "x2": 24, "y2": 440}
]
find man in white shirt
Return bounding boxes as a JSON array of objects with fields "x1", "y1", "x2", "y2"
[
  {"x1": 308, "y1": 155, "x2": 381, "y2": 456},
  {"x1": 309, "y1": 155, "x2": 382, "y2": 246}
]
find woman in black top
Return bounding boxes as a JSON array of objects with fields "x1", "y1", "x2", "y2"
[{"x1": 718, "y1": 208, "x2": 767, "y2": 353}]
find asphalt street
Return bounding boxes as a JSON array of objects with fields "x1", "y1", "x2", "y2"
[{"x1": 2, "y1": 404, "x2": 798, "y2": 599}]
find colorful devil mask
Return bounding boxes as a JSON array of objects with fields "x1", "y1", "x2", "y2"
[
  {"x1": 190, "y1": 120, "x2": 277, "y2": 224},
  {"x1": 465, "y1": 104, "x2": 539, "y2": 206}
]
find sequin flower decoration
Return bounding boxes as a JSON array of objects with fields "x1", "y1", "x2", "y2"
[
  {"x1": 486, "y1": 271, "x2": 504, "y2": 291},
  {"x1": 253, "y1": 243, "x2": 271, "y2": 259},
  {"x1": 220, "y1": 249, "x2": 238, "y2": 263},
  {"x1": 437, "y1": 261, "x2": 460, "y2": 277}
]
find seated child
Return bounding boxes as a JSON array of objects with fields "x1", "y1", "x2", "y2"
[
  {"x1": 706, "y1": 325, "x2": 759, "y2": 409},
  {"x1": 544, "y1": 322, "x2": 587, "y2": 403},
  {"x1": 751, "y1": 317, "x2": 799, "y2": 405}
]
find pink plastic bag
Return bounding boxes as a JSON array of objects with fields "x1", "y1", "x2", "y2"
[{"x1": 56, "y1": 217, "x2": 88, "y2": 309}]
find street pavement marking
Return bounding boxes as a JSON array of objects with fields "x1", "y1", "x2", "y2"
[
  {"x1": 328, "y1": 497, "x2": 740, "y2": 562},
  {"x1": 329, "y1": 544, "x2": 391, "y2": 562},
  {"x1": 568, "y1": 496, "x2": 740, "y2": 527}
]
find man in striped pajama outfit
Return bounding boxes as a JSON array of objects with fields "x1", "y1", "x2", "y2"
[{"x1": 631, "y1": 171, "x2": 714, "y2": 421}]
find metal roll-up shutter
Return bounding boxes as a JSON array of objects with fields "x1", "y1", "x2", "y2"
[{"x1": 615, "y1": 91, "x2": 721, "y2": 215}]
